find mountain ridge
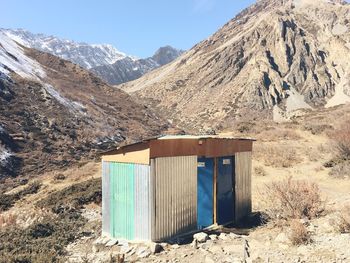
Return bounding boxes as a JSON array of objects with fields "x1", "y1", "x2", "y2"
[
  {"x1": 0, "y1": 28, "x2": 184, "y2": 85},
  {"x1": 121, "y1": 0, "x2": 350, "y2": 132}
]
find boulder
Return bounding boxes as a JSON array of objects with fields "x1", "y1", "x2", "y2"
[
  {"x1": 149, "y1": 242, "x2": 163, "y2": 254},
  {"x1": 194, "y1": 232, "x2": 209, "y2": 243},
  {"x1": 105, "y1": 238, "x2": 118, "y2": 247},
  {"x1": 209, "y1": 234, "x2": 218, "y2": 240}
]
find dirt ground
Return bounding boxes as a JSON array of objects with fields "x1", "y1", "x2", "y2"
[{"x1": 1, "y1": 105, "x2": 350, "y2": 262}]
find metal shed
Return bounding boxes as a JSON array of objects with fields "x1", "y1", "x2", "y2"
[{"x1": 101, "y1": 135, "x2": 254, "y2": 242}]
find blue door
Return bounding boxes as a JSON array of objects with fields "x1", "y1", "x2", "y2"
[
  {"x1": 217, "y1": 156, "x2": 234, "y2": 225},
  {"x1": 197, "y1": 157, "x2": 214, "y2": 229}
]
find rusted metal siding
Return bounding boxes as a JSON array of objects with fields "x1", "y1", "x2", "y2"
[
  {"x1": 134, "y1": 164, "x2": 152, "y2": 240},
  {"x1": 152, "y1": 156, "x2": 197, "y2": 241},
  {"x1": 149, "y1": 138, "x2": 253, "y2": 159},
  {"x1": 102, "y1": 161, "x2": 111, "y2": 236},
  {"x1": 234, "y1": 152, "x2": 252, "y2": 222}
]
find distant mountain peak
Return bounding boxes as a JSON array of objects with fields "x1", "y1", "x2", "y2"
[
  {"x1": 1, "y1": 28, "x2": 184, "y2": 85},
  {"x1": 0, "y1": 28, "x2": 127, "y2": 69}
]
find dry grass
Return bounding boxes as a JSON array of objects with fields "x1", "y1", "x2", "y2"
[
  {"x1": 0, "y1": 213, "x2": 17, "y2": 228},
  {"x1": 254, "y1": 144, "x2": 302, "y2": 168},
  {"x1": 337, "y1": 204, "x2": 350, "y2": 233},
  {"x1": 256, "y1": 128, "x2": 301, "y2": 142},
  {"x1": 254, "y1": 166, "x2": 267, "y2": 176},
  {"x1": 289, "y1": 220, "x2": 311, "y2": 246},
  {"x1": 262, "y1": 177, "x2": 324, "y2": 219},
  {"x1": 0, "y1": 182, "x2": 42, "y2": 212}
]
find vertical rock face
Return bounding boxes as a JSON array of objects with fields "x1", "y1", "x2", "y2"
[{"x1": 122, "y1": 0, "x2": 350, "y2": 132}]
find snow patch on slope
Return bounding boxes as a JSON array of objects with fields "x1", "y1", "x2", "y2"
[
  {"x1": 44, "y1": 84, "x2": 87, "y2": 114},
  {"x1": 0, "y1": 125, "x2": 12, "y2": 165},
  {"x1": 0, "y1": 32, "x2": 46, "y2": 80},
  {"x1": 0, "y1": 146, "x2": 12, "y2": 165}
]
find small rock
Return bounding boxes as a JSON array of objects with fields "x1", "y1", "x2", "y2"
[
  {"x1": 93, "y1": 237, "x2": 104, "y2": 245},
  {"x1": 171, "y1": 244, "x2": 180, "y2": 249},
  {"x1": 149, "y1": 242, "x2": 163, "y2": 254},
  {"x1": 117, "y1": 239, "x2": 128, "y2": 247},
  {"x1": 92, "y1": 245, "x2": 99, "y2": 253},
  {"x1": 105, "y1": 238, "x2": 118, "y2": 247},
  {"x1": 136, "y1": 247, "x2": 151, "y2": 258},
  {"x1": 299, "y1": 218, "x2": 309, "y2": 225},
  {"x1": 219, "y1": 233, "x2": 229, "y2": 240},
  {"x1": 194, "y1": 232, "x2": 209, "y2": 243},
  {"x1": 191, "y1": 239, "x2": 198, "y2": 249},
  {"x1": 121, "y1": 245, "x2": 132, "y2": 254},
  {"x1": 307, "y1": 224, "x2": 316, "y2": 233},
  {"x1": 209, "y1": 234, "x2": 218, "y2": 240},
  {"x1": 229, "y1": 232, "x2": 241, "y2": 239}
]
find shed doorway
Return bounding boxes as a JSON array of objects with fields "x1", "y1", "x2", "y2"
[
  {"x1": 197, "y1": 156, "x2": 235, "y2": 229},
  {"x1": 217, "y1": 156, "x2": 235, "y2": 225},
  {"x1": 197, "y1": 157, "x2": 214, "y2": 229}
]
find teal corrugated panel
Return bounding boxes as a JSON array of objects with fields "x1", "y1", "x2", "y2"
[
  {"x1": 102, "y1": 161, "x2": 111, "y2": 236},
  {"x1": 110, "y1": 162, "x2": 135, "y2": 240}
]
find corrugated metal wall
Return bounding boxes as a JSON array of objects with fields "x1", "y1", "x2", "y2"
[
  {"x1": 110, "y1": 163, "x2": 135, "y2": 240},
  {"x1": 234, "y1": 152, "x2": 252, "y2": 222},
  {"x1": 134, "y1": 164, "x2": 152, "y2": 240},
  {"x1": 102, "y1": 161, "x2": 152, "y2": 241},
  {"x1": 102, "y1": 161, "x2": 110, "y2": 236},
  {"x1": 152, "y1": 156, "x2": 197, "y2": 241}
]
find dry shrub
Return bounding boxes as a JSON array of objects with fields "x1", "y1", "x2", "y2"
[
  {"x1": 254, "y1": 166, "x2": 267, "y2": 176},
  {"x1": 254, "y1": 144, "x2": 302, "y2": 168},
  {"x1": 0, "y1": 213, "x2": 17, "y2": 228},
  {"x1": 256, "y1": 128, "x2": 301, "y2": 142},
  {"x1": 333, "y1": 120, "x2": 350, "y2": 160},
  {"x1": 329, "y1": 161, "x2": 350, "y2": 179},
  {"x1": 337, "y1": 204, "x2": 350, "y2": 233},
  {"x1": 53, "y1": 173, "x2": 66, "y2": 181},
  {"x1": 263, "y1": 177, "x2": 324, "y2": 219},
  {"x1": 289, "y1": 220, "x2": 311, "y2": 245},
  {"x1": 304, "y1": 123, "x2": 333, "y2": 135}
]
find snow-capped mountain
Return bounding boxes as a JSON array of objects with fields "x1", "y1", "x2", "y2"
[
  {"x1": 0, "y1": 32, "x2": 170, "y2": 177},
  {"x1": 0, "y1": 28, "x2": 184, "y2": 85},
  {"x1": 91, "y1": 46, "x2": 184, "y2": 85},
  {"x1": 1, "y1": 28, "x2": 127, "y2": 69}
]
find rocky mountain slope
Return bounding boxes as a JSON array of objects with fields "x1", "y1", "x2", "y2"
[
  {"x1": 121, "y1": 0, "x2": 350, "y2": 132},
  {"x1": 0, "y1": 32, "x2": 170, "y2": 178},
  {"x1": 91, "y1": 46, "x2": 184, "y2": 85},
  {"x1": 1, "y1": 29, "x2": 183, "y2": 85}
]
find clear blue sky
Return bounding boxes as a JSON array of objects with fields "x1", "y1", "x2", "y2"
[{"x1": 0, "y1": 0, "x2": 256, "y2": 58}]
